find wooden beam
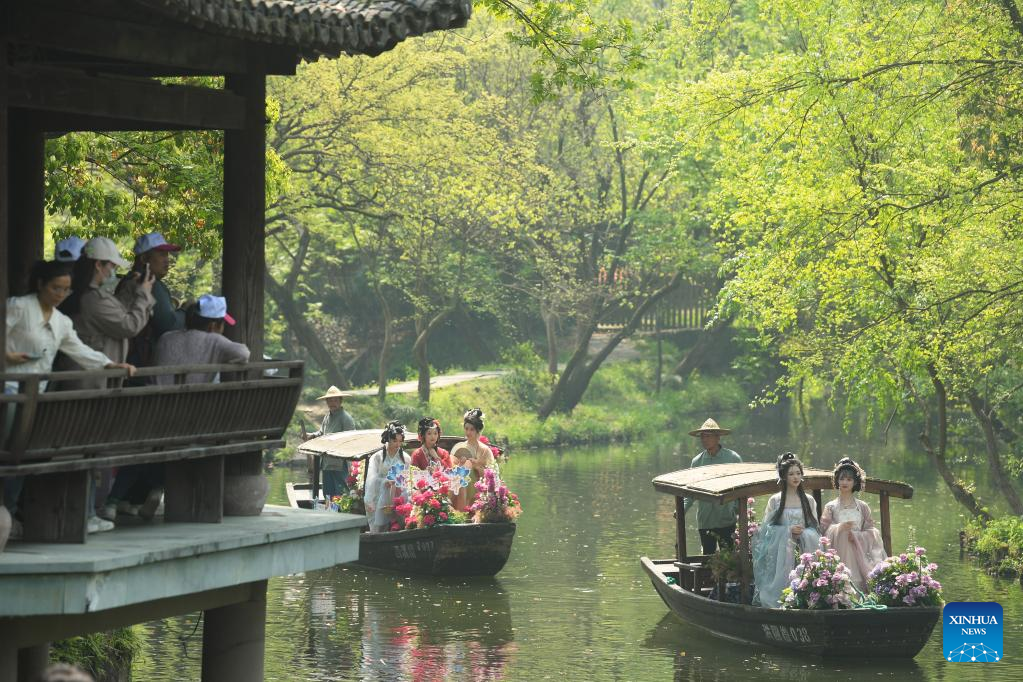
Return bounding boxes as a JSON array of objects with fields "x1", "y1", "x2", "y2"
[
  {"x1": 879, "y1": 491, "x2": 893, "y2": 556},
  {"x1": 6, "y1": 66, "x2": 246, "y2": 131},
  {"x1": 674, "y1": 497, "x2": 686, "y2": 562},
  {"x1": 9, "y1": 4, "x2": 297, "y2": 76}
]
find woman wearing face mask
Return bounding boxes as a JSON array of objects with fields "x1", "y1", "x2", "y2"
[{"x1": 58, "y1": 236, "x2": 155, "y2": 389}]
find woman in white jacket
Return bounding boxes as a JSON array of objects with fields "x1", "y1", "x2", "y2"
[{"x1": 364, "y1": 421, "x2": 410, "y2": 532}]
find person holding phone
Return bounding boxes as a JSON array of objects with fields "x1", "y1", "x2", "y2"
[
  {"x1": 116, "y1": 232, "x2": 184, "y2": 367},
  {"x1": 57, "y1": 237, "x2": 155, "y2": 389}
]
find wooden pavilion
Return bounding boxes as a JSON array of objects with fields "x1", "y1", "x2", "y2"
[{"x1": 0, "y1": 1, "x2": 470, "y2": 680}]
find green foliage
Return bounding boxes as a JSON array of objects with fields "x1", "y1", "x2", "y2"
[
  {"x1": 965, "y1": 516, "x2": 1023, "y2": 577},
  {"x1": 50, "y1": 628, "x2": 142, "y2": 679},
  {"x1": 500, "y1": 343, "x2": 551, "y2": 410}
]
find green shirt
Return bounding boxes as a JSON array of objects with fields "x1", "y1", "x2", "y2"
[
  {"x1": 311, "y1": 408, "x2": 356, "y2": 471},
  {"x1": 682, "y1": 446, "x2": 742, "y2": 529}
]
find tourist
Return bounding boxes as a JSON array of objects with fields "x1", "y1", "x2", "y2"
[
  {"x1": 365, "y1": 421, "x2": 411, "y2": 532},
  {"x1": 4, "y1": 260, "x2": 135, "y2": 534},
  {"x1": 683, "y1": 418, "x2": 743, "y2": 554},
  {"x1": 302, "y1": 385, "x2": 356, "y2": 498},
  {"x1": 410, "y1": 417, "x2": 451, "y2": 470},
  {"x1": 53, "y1": 235, "x2": 86, "y2": 263},
  {"x1": 117, "y1": 231, "x2": 184, "y2": 367},
  {"x1": 101, "y1": 295, "x2": 248, "y2": 521},
  {"x1": 819, "y1": 458, "x2": 887, "y2": 590},
  {"x1": 752, "y1": 453, "x2": 821, "y2": 608},
  {"x1": 58, "y1": 237, "x2": 155, "y2": 388},
  {"x1": 153, "y1": 295, "x2": 249, "y2": 384},
  {"x1": 449, "y1": 408, "x2": 496, "y2": 512}
]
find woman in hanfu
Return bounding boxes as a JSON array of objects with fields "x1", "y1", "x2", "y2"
[
  {"x1": 752, "y1": 453, "x2": 821, "y2": 608},
  {"x1": 819, "y1": 458, "x2": 886, "y2": 590},
  {"x1": 364, "y1": 421, "x2": 411, "y2": 532},
  {"x1": 410, "y1": 417, "x2": 451, "y2": 471},
  {"x1": 449, "y1": 408, "x2": 497, "y2": 512}
]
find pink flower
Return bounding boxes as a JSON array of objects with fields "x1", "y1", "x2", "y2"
[
  {"x1": 915, "y1": 547, "x2": 926, "y2": 556},
  {"x1": 439, "y1": 512, "x2": 448, "y2": 521}
]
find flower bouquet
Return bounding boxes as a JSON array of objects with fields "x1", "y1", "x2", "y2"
[
  {"x1": 468, "y1": 468, "x2": 522, "y2": 524},
  {"x1": 866, "y1": 547, "x2": 943, "y2": 607},
  {"x1": 781, "y1": 537, "x2": 855, "y2": 609},
  {"x1": 329, "y1": 460, "x2": 365, "y2": 514},
  {"x1": 708, "y1": 498, "x2": 758, "y2": 584},
  {"x1": 394, "y1": 469, "x2": 463, "y2": 530}
]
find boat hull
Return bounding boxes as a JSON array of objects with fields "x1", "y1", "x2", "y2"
[
  {"x1": 359, "y1": 523, "x2": 516, "y2": 576},
  {"x1": 640, "y1": 557, "x2": 939, "y2": 657}
]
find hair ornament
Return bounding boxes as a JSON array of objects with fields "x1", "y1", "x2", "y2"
[{"x1": 381, "y1": 420, "x2": 406, "y2": 444}]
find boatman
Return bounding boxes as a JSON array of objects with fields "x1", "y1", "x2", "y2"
[
  {"x1": 302, "y1": 385, "x2": 357, "y2": 498},
  {"x1": 684, "y1": 418, "x2": 742, "y2": 554}
]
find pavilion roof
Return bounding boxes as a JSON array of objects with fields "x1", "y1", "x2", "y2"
[{"x1": 139, "y1": 0, "x2": 472, "y2": 57}]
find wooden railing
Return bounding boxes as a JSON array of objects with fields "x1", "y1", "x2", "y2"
[
  {"x1": 0, "y1": 361, "x2": 303, "y2": 543},
  {"x1": 596, "y1": 278, "x2": 716, "y2": 332}
]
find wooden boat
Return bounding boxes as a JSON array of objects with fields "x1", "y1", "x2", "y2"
[
  {"x1": 640, "y1": 462, "x2": 940, "y2": 657},
  {"x1": 292, "y1": 429, "x2": 515, "y2": 576}
]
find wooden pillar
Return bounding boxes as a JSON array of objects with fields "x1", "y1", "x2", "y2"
[
  {"x1": 737, "y1": 495, "x2": 750, "y2": 604},
  {"x1": 674, "y1": 497, "x2": 686, "y2": 562},
  {"x1": 0, "y1": 646, "x2": 15, "y2": 682},
  {"x1": 879, "y1": 491, "x2": 892, "y2": 556},
  {"x1": 222, "y1": 71, "x2": 265, "y2": 360},
  {"x1": 16, "y1": 644, "x2": 47, "y2": 682},
  {"x1": 6, "y1": 109, "x2": 44, "y2": 296},
  {"x1": 20, "y1": 471, "x2": 88, "y2": 543},
  {"x1": 202, "y1": 580, "x2": 267, "y2": 682},
  {"x1": 222, "y1": 72, "x2": 266, "y2": 481},
  {"x1": 1, "y1": 44, "x2": 9, "y2": 372},
  {"x1": 165, "y1": 456, "x2": 224, "y2": 523}
]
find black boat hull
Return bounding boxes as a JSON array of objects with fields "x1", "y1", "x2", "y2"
[
  {"x1": 641, "y1": 557, "x2": 939, "y2": 657},
  {"x1": 359, "y1": 523, "x2": 516, "y2": 576}
]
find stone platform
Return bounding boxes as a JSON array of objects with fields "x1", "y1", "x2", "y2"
[{"x1": 0, "y1": 506, "x2": 365, "y2": 681}]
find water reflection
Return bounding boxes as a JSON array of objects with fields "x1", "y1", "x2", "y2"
[{"x1": 133, "y1": 423, "x2": 1023, "y2": 681}]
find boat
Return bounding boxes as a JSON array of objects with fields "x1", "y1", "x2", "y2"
[
  {"x1": 640, "y1": 462, "x2": 940, "y2": 657},
  {"x1": 291, "y1": 429, "x2": 515, "y2": 576}
]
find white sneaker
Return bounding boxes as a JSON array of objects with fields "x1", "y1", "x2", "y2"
[
  {"x1": 86, "y1": 516, "x2": 115, "y2": 534},
  {"x1": 116, "y1": 500, "x2": 140, "y2": 517},
  {"x1": 139, "y1": 489, "x2": 164, "y2": 520},
  {"x1": 98, "y1": 504, "x2": 117, "y2": 521}
]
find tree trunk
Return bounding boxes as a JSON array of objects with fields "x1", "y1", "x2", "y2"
[
  {"x1": 968, "y1": 392, "x2": 1023, "y2": 515},
  {"x1": 920, "y1": 372, "x2": 991, "y2": 521},
  {"x1": 265, "y1": 272, "x2": 350, "y2": 389},
  {"x1": 539, "y1": 273, "x2": 683, "y2": 419},
  {"x1": 542, "y1": 305, "x2": 559, "y2": 376},
  {"x1": 411, "y1": 306, "x2": 457, "y2": 404},
  {"x1": 376, "y1": 291, "x2": 393, "y2": 402},
  {"x1": 672, "y1": 313, "x2": 732, "y2": 379}
]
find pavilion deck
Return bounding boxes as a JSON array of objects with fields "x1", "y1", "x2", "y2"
[{"x1": 0, "y1": 507, "x2": 365, "y2": 680}]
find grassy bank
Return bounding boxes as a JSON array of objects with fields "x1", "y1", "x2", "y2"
[
  {"x1": 289, "y1": 354, "x2": 749, "y2": 453},
  {"x1": 963, "y1": 516, "x2": 1023, "y2": 580}
]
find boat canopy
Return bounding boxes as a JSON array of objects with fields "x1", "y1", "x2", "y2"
[
  {"x1": 299, "y1": 429, "x2": 481, "y2": 460},
  {"x1": 652, "y1": 463, "x2": 913, "y2": 502}
]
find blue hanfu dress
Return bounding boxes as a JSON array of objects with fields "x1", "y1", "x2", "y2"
[{"x1": 752, "y1": 493, "x2": 821, "y2": 608}]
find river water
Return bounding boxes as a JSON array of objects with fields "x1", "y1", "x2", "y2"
[{"x1": 132, "y1": 426, "x2": 1021, "y2": 680}]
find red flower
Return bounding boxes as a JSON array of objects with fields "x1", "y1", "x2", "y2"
[
  {"x1": 439, "y1": 512, "x2": 448, "y2": 521},
  {"x1": 416, "y1": 479, "x2": 428, "y2": 489},
  {"x1": 429, "y1": 498, "x2": 441, "y2": 509},
  {"x1": 439, "y1": 485, "x2": 450, "y2": 495},
  {"x1": 423, "y1": 515, "x2": 435, "y2": 526}
]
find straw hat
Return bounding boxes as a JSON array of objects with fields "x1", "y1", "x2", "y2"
[
  {"x1": 688, "y1": 418, "x2": 731, "y2": 437},
  {"x1": 316, "y1": 385, "x2": 345, "y2": 400}
]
